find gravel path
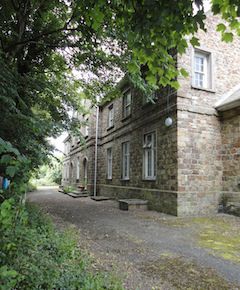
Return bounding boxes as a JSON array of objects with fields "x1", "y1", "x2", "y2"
[{"x1": 28, "y1": 187, "x2": 240, "y2": 289}]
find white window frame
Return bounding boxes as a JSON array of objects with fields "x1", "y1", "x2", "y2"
[
  {"x1": 76, "y1": 157, "x2": 80, "y2": 181},
  {"x1": 107, "y1": 147, "x2": 112, "y2": 179},
  {"x1": 143, "y1": 132, "x2": 156, "y2": 180},
  {"x1": 192, "y1": 49, "x2": 213, "y2": 90},
  {"x1": 85, "y1": 118, "x2": 89, "y2": 137},
  {"x1": 122, "y1": 142, "x2": 130, "y2": 180},
  {"x1": 123, "y1": 90, "x2": 132, "y2": 118},
  {"x1": 108, "y1": 105, "x2": 114, "y2": 128},
  {"x1": 66, "y1": 162, "x2": 70, "y2": 180}
]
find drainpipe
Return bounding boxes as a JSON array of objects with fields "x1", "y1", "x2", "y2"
[{"x1": 93, "y1": 99, "x2": 100, "y2": 197}]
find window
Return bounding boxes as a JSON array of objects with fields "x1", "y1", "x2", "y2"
[
  {"x1": 123, "y1": 90, "x2": 132, "y2": 118},
  {"x1": 143, "y1": 132, "x2": 156, "y2": 179},
  {"x1": 66, "y1": 162, "x2": 70, "y2": 180},
  {"x1": 76, "y1": 157, "x2": 80, "y2": 181},
  {"x1": 85, "y1": 118, "x2": 89, "y2": 137},
  {"x1": 107, "y1": 147, "x2": 112, "y2": 179},
  {"x1": 193, "y1": 49, "x2": 212, "y2": 90},
  {"x1": 108, "y1": 105, "x2": 114, "y2": 128},
  {"x1": 122, "y1": 142, "x2": 130, "y2": 180},
  {"x1": 142, "y1": 91, "x2": 158, "y2": 105}
]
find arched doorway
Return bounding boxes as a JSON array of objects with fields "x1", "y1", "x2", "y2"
[{"x1": 83, "y1": 157, "x2": 88, "y2": 189}]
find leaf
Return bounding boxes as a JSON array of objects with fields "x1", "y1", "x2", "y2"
[
  {"x1": 180, "y1": 68, "x2": 189, "y2": 78},
  {"x1": 0, "y1": 154, "x2": 12, "y2": 164},
  {"x1": 127, "y1": 61, "x2": 140, "y2": 74},
  {"x1": 6, "y1": 166, "x2": 17, "y2": 178},
  {"x1": 146, "y1": 73, "x2": 157, "y2": 86},
  {"x1": 190, "y1": 37, "x2": 200, "y2": 47},
  {"x1": 222, "y1": 32, "x2": 233, "y2": 42},
  {"x1": 216, "y1": 23, "x2": 226, "y2": 32}
]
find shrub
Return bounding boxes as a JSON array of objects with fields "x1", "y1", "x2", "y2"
[{"x1": 0, "y1": 199, "x2": 124, "y2": 290}]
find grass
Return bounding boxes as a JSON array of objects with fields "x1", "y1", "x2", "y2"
[
  {"x1": 137, "y1": 211, "x2": 240, "y2": 264},
  {"x1": 140, "y1": 254, "x2": 238, "y2": 290},
  {"x1": 196, "y1": 217, "x2": 240, "y2": 264}
]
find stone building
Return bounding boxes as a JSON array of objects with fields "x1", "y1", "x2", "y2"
[{"x1": 62, "y1": 13, "x2": 240, "y2": 216}]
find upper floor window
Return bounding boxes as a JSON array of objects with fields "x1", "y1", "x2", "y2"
[
  {"x1": 143, "y1": 132, "x2": 156, "y2": 180},
  {"x1": 192, "y1": 49, "x2": 212, "y2": 90},
  {"x1": 122, "y1": 142, "x2": 130, "y2": 180},
  {"x1": 142, "y1": 90, "x2": 158, "y2": 105},
  {"x1": 108, "y1": 104, "x2": 114, "y2": 128},
  {"x1": 123, "y1": 90, "x2": 132, "y2": 118},
  {"x1": 107, "y1": 147, "x2": 112, "y2": 179},
  {"x1": 85, "y1": 118, "x2": 89, "y2": 137}
]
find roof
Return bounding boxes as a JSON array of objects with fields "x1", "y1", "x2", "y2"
[{"x1": 215, "y1": 84, "x2": 240, "y2": 111}]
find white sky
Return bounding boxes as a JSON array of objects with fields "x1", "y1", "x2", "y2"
[{"x1": 49, "y1": 132, "x2": 68, "y2": 157}]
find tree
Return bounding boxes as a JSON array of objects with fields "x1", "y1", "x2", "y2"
[{"x1": 0, "y1": 0, "x2": 239, "y2": 172}]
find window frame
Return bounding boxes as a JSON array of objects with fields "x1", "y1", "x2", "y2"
[
  {"x1": 122, "y1": 89, "x2": 132, "y2": 119},
  {"x1": 192, "y1": 48, "x2": 214, "y2": 91},
  {"x1": 122, "y1": 141, "x2": 130, "y2": 180},
  {"x1": 107, "y1": 104, "x2": 114, "y2": 129},
  {"x1": 143, "y1": 131, "x2": 157, "y2": 180},
  {"x1": 107, "y1": 147, "x2": 113, "y2": 180},
  {"x1": 76, "y1": 157, "x2": 80, "y2": 182}
]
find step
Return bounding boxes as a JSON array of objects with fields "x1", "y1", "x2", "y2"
[
  {"x1": 119, "y1": 199, "x2": 148, "y2": 211},
  {"x1": 91, "y1": 196, "x2": 114, "y2": 201},
  {"x1": 66, "y1": 192, "x2": 89, "y2": 198}
]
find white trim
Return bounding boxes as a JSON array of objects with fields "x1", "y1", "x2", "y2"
[
  {"x1": 143, "y1": 131, "x2": 157, "y2": 180},
  {"x1": 107, "y1": 147, "x2": 113, "y2": 179},
  {"x1": 215, "y1": 83, "x2": 240, "y2": 111},
  {"x1": 123, "y1": 90, "x2": 132, "y2": 118},
  {"x1": 122, "y1": 141, "x2": 130, "y2": 180},
  {"x1": 191, "y1": 47, "x2": 214, "y2": 91},
  {"x1": 107, "y1": 105, "x2": 114, "y2": 128}
]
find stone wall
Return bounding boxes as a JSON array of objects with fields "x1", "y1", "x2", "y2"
[
  {"x1": 177, "y1": 110, "x2": 222, "y2": 216},
  {"x1": 62, "y1": 12, "x2": 240, "y2": 216},
  {"x1": 220, "y1": 108, "x2": 240, "y2": 194},
  {"x1": 176, "y1": 13, "x2": 240, "y2": 216},
  {"x1": 97, "y1": 88, "x2": 179, "y2": 215}
]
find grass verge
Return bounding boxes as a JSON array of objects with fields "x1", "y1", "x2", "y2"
[{"x1": 0, "y1": 198, "x2": 124, "y2": 290}]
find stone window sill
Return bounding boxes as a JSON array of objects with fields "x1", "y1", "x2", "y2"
[
  {"x1": 121, "y1": 114, "x2": 132, "y2": 122},
  {"x1": 107, "y1": 125, "x2": 114, "y2": 131},
  {"x1": 142, "y1": 177, "x2": 156, "y2": 181},
  {"x1": 191, "y1": 85, "x2": 216, "y2": 93}
]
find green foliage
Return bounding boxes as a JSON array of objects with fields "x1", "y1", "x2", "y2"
[
  {"x1": 0, "y1": 201, "x2": 124, "y2": 290},
  {"x1": 212, "y1": 0, "x2": 240, "y2": 41},
  {"x1": 0, "y1": 138, "x2": 31, "y2": 198},
  {"x1": 34, "y1": 156, "x2": 63, "y2": 186},
  {"x1": 0, "y1": 1, "x2": 239, "y2": 173}
]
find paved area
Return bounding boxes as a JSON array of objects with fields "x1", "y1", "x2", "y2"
[{"x1": 28, "y1": 187, "x2": 240, "y2": 289}]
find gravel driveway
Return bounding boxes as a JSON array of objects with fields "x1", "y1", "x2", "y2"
[{"x1": 28, "y1": 187, "x2": 240, "y2": 290}]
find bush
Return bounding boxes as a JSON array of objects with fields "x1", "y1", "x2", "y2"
[{"x1": 0, "y1": 199, "x2": 124, "y2": 290}]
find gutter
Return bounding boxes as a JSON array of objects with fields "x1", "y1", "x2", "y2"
[{"x1": 93, "y1": 100, "x2": 100, "y2": 197}]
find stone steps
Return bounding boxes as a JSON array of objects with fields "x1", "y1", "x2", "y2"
[
  {"x1": 65, "y1": 192, "x2": 89, "y2": 198},
  {"x1": 91, "y1": 196, "x2": 114, "y2": 201},
  {"x1": 119, "y1": 199, "x2": 148, "y2": 211}
]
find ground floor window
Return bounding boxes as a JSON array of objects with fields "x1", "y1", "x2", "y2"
[
  {"x1": 76, "y1": 157, "x2": 80, "y2": 181},
  {"x1": 122, "y1": 141, "x2": 130, "y2": 179},
  {"x1": 107, "y1": 147, "x2": 112, "y2": 179},
  {"x1": 143, "y1": 132, "x2": 156, "y2": 179}
]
